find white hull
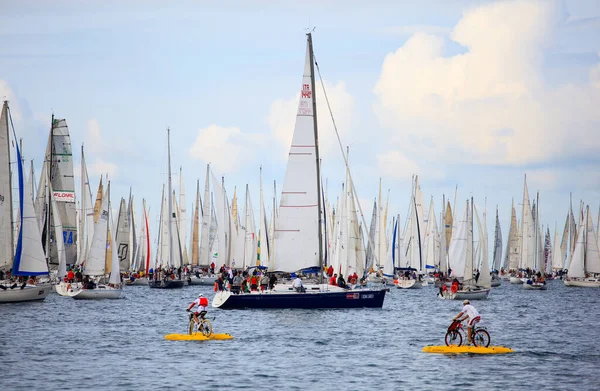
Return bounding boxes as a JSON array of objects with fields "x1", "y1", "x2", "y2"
[
  {"x1": 509, "y1": 277, "x2": 524, "y2": 284},
  {"x1": 491, "y1": 278, "x2": 501, "y2": 287},
  {"x1": 125, "y1": 277, "x2": 149, "y2": 286},
  {"x1": 71, "y1": 285, "x2": 122, "y2": 299},
  {"x1": 395, "y1": 279, "x2": 423, "y2": 289},
  {"x1": 439, "y1": 287, "x2": 490, "y2": 300},
  {"x1": 0, "y1": 283, "x2": 53, "y2": 303},
  {"x1": 55, "y1": 281, "x2": 83, "y2": 296},
  {"x1": 564, "y1": 279, "x2": 600, "y2": 288},
  {"x1": 522, "y1": 282, "x2": 547, "y2": 290}
]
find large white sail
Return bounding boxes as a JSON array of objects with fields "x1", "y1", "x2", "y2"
[
  {"x1": 108, "y1": 196, "x2": 121, "y2": 285},
  {"x1": 85, "y1": 188, "x2": 109, "y2": 276},
  {"x1": 585, "y1": 206, "x2": 600, "y2": 274},
  {"x1": 424, "y1": 198, "x2": 439, "y2": 269},
  {"x1": 171, "y1": 191, "x2": 183, "y2": 268},
  {"x1": 49, "y1": 182, "x2": 67, "y2": 279},
  {"x1": 520, "y1": 177, "x2": 535, "y2": 270},
  {"x1": 0, "y1": 102, "x2": 13, "y2": 271},
  {"x1": 492, "y1": 207, "x2": 503, "y2": 271},
  {"x1": 568, "y1": 211, "x2": 586, "y2": 278},
  {"x1": 258, "y1": 168, "x2": 270, "y2": 268},
  {"x1": 46, "y1": 118, "x2": 78, "y2": 267},
  {"x1": 448, "y1": 203, "x2": 468, "y2": 278},
  {"x1": 273, "y1": 37, "x2": 320, "y2": 273},
  {"x1": 178, "y1": 168, "x2": 188, "y2": 266},
  {"x1": 230, "y1": 188, "x2": 245, "y2": 268},
  {"x1": 474, "y1": 204, "x2": 491, "y2": 288},
  {"x1": 243, "y1": 185, "x2": 257, "y2": 269},
  {"x1": 504, "y1": 201, "x2": 519, "y2": 270},
  {"x1": 115, "y1": 198, "x2": 130, "y2": 271},
  {"x1": 199, "y1": 165, "x2": 211, "y2": 267},
  {"x1": 552, "y1": 223, "x2": 563, "y2": 270},
  {"x1": 159, "y1": 185, "x2": 169, "y2": 268},
  {"x1": 211, "y1": 172, "x2": 230, "y2": 270}
]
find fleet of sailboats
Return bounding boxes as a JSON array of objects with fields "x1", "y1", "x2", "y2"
[{"x1": 1, "y1": 34, "x2": 599, "y2": 308}]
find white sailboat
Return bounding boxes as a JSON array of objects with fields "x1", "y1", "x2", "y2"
[
  {"x1": 523, "y1": 192, "x2": 547, "y2": 290},
  {"x1": 440, "y1": 198, "x2": 490, "y2": 300},
  {"x1": 0, "y1": 101, "x2": 53, "y2": 302},
  {"x1": 212, "y1": 33, "x2": 385, "y2": 309},
  {"x1": 490, "y1": 206, "x2": 502, "y2": 286},
  {"x1": 564, "y1": 205, "x2": 600, "y2": 287},
  {"x1": 69, "y1": 182, "x2": 121, "y2": 299}
]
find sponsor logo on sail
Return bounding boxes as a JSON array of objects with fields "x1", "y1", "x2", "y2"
[{"x1": 53, "y1": 191, "x2": 75, "y2": 203}]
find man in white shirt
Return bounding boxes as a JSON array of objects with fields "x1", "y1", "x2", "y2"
[
  {"x1": 453, "y1": 299, "x2": 481, "y2": 345},
  {"x1": 292, "y1": 276, "x2": 304, "y2": 293}
]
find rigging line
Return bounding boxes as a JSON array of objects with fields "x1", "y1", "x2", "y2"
[{"x1": 313, "y1": 56, "x2": 381, "y2": 270}]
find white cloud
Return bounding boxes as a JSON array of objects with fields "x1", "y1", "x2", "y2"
[
  {"x1": 87, "y1": 158, "x2": 118, "y2": 179},
  {"x1": 378, "y1": 150, "x2": 426, "y2": 180},
  {"x1": 85, "y1": 119, "x2": 104, "y2": 155},
  {"x1": 373, "y1": 0, "x2": 600, "y2": 166},
  {"x1": 382, "y1": 25, "x2": 451, "y2": 36},
  {"x1": 267, "y1": 79, "x2": 355, "y2": 160},
  {"x1": 188, "y1": 124, "x2": 264, "y2": 174}
]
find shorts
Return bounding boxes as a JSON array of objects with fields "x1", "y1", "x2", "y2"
[
  {"x1": 194, "y1": 310, "x2": 207, "y2": 319},
  {"x1": 468, "y1": 316, "x2": 480, "y2": 327}
]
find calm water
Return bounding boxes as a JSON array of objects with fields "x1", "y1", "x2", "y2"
[{"x1": 1, "y1": 280, "x2": 599, "y2": 391}]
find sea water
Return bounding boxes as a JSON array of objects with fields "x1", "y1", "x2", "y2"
[{"x1": 1, "y1": 280, "x2": 599, "y2": 390}]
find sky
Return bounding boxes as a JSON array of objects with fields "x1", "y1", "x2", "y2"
[{"x1": 1, "y1": 0, "x2": 599, "y2": 256}]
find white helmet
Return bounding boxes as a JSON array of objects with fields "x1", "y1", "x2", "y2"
[{"x1": 198, "y1": 293, "x2": 204, "y2": 298}]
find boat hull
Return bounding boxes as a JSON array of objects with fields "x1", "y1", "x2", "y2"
[
  {"x1": 0, "y1": 283, "x2": 53, "y2": 303},
  {"x1": 125, "y1": 278, "x2": 149, "y2": 286},
  {"x1": 71, "y1": 286, "x2": 122, "y2": 299},
  {"x1": 149, "y1": 279, "x2": 185, "y2": 289},
  {"x1": 564, "y1": 279, "x2": 600, "y2": 288},
  {"x1": 55, "y1": 281, "x2": 83, "y2": 296},
  {"x1": 212, "y1": 288, "x2": 386, "y2": 309},
  {"x1": 439, "y1": 288, "x2": 490, "y2": 300},
  {"x1": 491, "y1": 278, "x2": 501, "y2": 287},
  {"x1": 395, "y1": 279, "x2": 423, "y2": 289},
  {"x1": 509, "y1": 277, "x2": 524, "y2": 284},
  {"x1": 522, "y1": 282, "x2": 547, "y2": 290}
]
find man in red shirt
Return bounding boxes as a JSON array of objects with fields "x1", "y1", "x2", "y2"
[
  {"x1": 67, "y1": 269, "x2": 75, "y2": 283},
  {"x1": 329, "y1": 273, "x2": 337, "y2": 286}
]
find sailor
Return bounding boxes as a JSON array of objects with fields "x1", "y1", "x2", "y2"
[{"x1": 292, "y1": 276, "x2": 304, "y2": 293}]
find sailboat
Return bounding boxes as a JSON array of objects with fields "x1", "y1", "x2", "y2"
[
  {"x1": 490, "y1": 207, "x2": 502, "y2": 287},
  {"x1": 212, "y1": 33, "x2": 385, "y2": 309},
  {"x1": 439, "y1": 198, "x2": 490, "y2": 300},
  {"x1": 149, "y1": 129, "x2": 184, "y2": 289},
  {"x1": 0, "y1": 101, "x2": 53, "y2": 302},
  {"x1": 69, "y1": 182, "x2": 121, "y2": 299},
  {"x1": 564, "y1": 205, "x2": 600, "y2": 287},
  {"x1": 522, "y1": 192, "x2": 547, "y2": 290},
  {"x1": 396, "y1": 176, "x2": 425, "y2": 289}
]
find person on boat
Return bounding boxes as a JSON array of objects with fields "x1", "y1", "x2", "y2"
[
  {"x1": 250, "y1": 272, "x2": 258, "y2": 291},
  {"x1": 260, "y1": 273, "x2": 269, "y2": 291},
  {"x1": 337, "y1": 273, "x2": 348, "y2": 289},
  {"x1": 292, "y1": 276, "x2": 305, "y2": 293},
  {"x1": 67, "y1": 269, "x2": 75, "y2": 283},
  {"x1": 327, "y1": 265, "x2": 334, "y2": 278},
  {"x1": 268, "y1": 274, "x2": 277, "y2": 290},
  {"x1": 329, "y1": 274, "x2": 337, "y2": 286},
  {"x1": 231, "y1": 272, "x2": 243, "y2": 294},
  {"x1": 452, "y1": 300, "x2": 481, "y2": 345},
  {"x1": 187, "y1": 293, "x2": 209, "y2": 327}
]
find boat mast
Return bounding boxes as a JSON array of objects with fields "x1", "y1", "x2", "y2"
[
  {"x1": 307, "y1": 32, "x2": 324, "y2": 281},
  {"x1": 45, "y1": 115, "x2": 54, "y2": 260},
  {"x1": 167, "y1": 128, "x2": 174, "y2": 269},
  {"x1": 4, "y1": 102, "x2": 15, "y2": 259},
  {"x1": 534, "y1": 191, "x2": 539, "y2": 271}
]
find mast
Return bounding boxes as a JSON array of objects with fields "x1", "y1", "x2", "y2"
[
  {"x1": 307, "y1": 32, "x2": 324, "y2": 280},
  {"x1": 414, "y1": 187, "x2": 423, "y2": 273},
  {"x1": 167, "y1": 128, "x2": 174, "y2": 269},
  {"x1": 3, "y1": 102, "x2": 15, "y2": 260},
  {"x1": 534, "y1": 191, "x2": 539, "y2": 271},
  {"x1": 45, "y1": 115, "x2": 54, "y2": 259}
]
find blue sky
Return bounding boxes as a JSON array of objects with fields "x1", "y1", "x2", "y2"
[{"x1": 1, "y1": 0, "x2": 599, "y2": 250}]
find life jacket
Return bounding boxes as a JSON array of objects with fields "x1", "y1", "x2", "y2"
[
  {"x1": 251, "y1": 276, "x2": 258, "y2": 285},
  {"x1": 199, "y1": 297, "x2": 209, "y2": 307}
]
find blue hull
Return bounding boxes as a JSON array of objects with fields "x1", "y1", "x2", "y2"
[
  {"x1": 216, "y1": 289, "x2": 386, "y2": 309},
  {"x1": 148, "y1": 279, "x2": 184, "y2": 289}
]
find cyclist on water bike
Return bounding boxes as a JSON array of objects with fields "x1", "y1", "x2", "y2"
[
  {"x1": 452, "y1": 299, "x2": 480, "y2": 345},
  {"x1": 187, "y1": 293, "x2": 209, "y2": 328}
]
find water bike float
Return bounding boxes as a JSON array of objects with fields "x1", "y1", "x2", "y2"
[
  {"x1": 164, "y1": 333, "x2": 233, "y2": 341},
  {"x1": 422, "y1": 345, "x2": 514, "y2": 354}
]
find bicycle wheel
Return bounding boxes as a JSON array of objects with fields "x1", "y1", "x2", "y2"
[
  {"x1": 445, "y1": 330, "x2": 462, "y2": 346},
  {"x1": 473, "y1": 329, "x2": 490, "y2": 347},
  {"x1": 201, "y1": 319, "x2": 213, "y2": 337},
  {"x1": 188, "y1": 319, "x2": 196, "y2": 335}
]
